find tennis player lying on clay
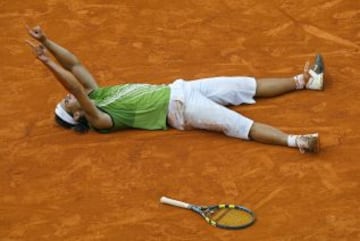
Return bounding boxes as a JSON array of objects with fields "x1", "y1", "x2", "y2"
[{"x1": 26, "y1": 25, "x2": 324, "y2": 153}]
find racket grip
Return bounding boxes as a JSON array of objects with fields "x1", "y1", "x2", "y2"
[{"x1": 160, "y1": 196, "x2": 191, "y2": 209}]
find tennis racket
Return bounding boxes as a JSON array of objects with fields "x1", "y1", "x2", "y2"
[{"x1": 160, "y1": 196, "x2": 256, "y2": 229}]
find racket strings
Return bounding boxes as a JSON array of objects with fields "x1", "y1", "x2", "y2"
[
  {"x1": 210, "y1": 208, "x2": 254, "y2": 226},
  {"x1": 211, "y1": 208, "x2": 232, "y2": 222}
]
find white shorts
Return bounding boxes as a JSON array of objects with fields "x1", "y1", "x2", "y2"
[{"x1": 167, "y1": 76, "x2": 257, "y2": 140}]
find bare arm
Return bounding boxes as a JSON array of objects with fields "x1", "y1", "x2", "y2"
[
  {"x1": 26, "y1": 25, "x2": 98, "y2": 92},
  {"x1": 46, "y1": 59, "x2": 111, "y2": 129},
  {"x1": 42, "y1": 39, "x2": 99, "y2": 91},
  {"x1": 26, "y1": 41, "x2": 112, "y2": 129}
]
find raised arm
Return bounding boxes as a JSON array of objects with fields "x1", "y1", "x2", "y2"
[
  {"x1": 26, "y1": 25, "x2": 98, "y2": 93},
  {"x1": 26, "y1": 41, "x2": 112, "y2": 129}
]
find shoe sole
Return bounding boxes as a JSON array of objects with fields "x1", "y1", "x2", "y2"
[
  {"x1": 308, "y1": 135, "x2": 320, "y2": 153},
  {"x1": 308, "y1": 54, "x2": 324, "y2": 90},
  {"x1": 315, "y1": 54, "x2": 324, "y2": 91},
  {"x1": 314, "y1": 54, "x2": 324, "y2": 74}
]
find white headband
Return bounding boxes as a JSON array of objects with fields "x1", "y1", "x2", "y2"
[{"x1": 55, "y1": 103, "x2": 78, "y2": 125}]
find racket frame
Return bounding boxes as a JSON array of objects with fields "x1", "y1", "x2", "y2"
[{"x1": 160, "y1": 196, "x2": 256, "y2": 229}]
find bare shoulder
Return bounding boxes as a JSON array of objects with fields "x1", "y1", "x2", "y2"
[{"x1": 86, "y1": 109, "x2": 113, "y2": 130}]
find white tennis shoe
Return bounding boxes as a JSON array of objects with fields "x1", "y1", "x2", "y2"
[
  {"x1": 296, "y1": 133, "x2": 320, "y2": 153},
  {"x1": 306, "y1": 54, "x2": 324, "y2": 90}
]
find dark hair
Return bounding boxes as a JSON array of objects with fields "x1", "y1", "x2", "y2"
[{"x1": 54, "y1": 114, "x2": 90, "y2": 133}]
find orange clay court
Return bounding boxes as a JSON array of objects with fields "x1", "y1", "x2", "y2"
[{"x1": 1, "y1": 0, "x2": 359, "y2": 240}]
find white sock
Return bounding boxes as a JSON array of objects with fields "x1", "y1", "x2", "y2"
[
  {"x1": 294, "y1": 74, "x2": 305, "y2": 89},
  {"x1": 287, "y1": 135, "x2": 298, "y2": 147}
]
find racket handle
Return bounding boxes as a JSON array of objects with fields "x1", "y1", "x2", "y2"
[{"x1": 160, "y1": 196, "x2": 191, "y2": 209}]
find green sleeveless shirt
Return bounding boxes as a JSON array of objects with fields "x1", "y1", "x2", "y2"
[{"x1": 88, "y1": 84, "x2": 171, "y2": 133}]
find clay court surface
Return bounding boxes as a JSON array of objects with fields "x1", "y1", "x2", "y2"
[{"x1": 1, "y1": 0, "x2": 360, "y2": 240}]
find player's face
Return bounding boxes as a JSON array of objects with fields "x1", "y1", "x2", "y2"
[{"x1": 62, "y1": 93, "x2": 81, "y2": 114}]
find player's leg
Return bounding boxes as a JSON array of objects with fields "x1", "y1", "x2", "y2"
[
  {"x1": 180, "y1": 88, "x2": 255, "y2": 139},
  {"x1": 255, "y1": 77, "x2": 296, "y2": 97},
  {"x1": 184, "y1": 74, "x2": 297, "y2": 105},
  {"x1": 255, "y1": 61, "x2": 309, "y2": 97},
  {"x1": 186, "y1": 54, "x2": 324, "y2": 103},
  {"x1": 185, "y1": 76, "x2": 257, "y2": 106},
  {"x1": 249, "y1": 122, "x2": 319, "y2": 153},
  {"x1": 178, "y1": 88, "x2": 319, "y2": 153},
  {"x1": 186, "y1": 76, "x2": 298, "y2": 103},
  {"x1": 256, "y1": 54, "x2": 324, "y2": 97},
  {"x1": 248, "y1": 122, "x2": 288, "y2": 145}
]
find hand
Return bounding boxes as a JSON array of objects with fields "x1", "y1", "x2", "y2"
[
  {"x1": 26, "y1": 25, "x2": 47, "y2": 42},
  {"x1": 25, "y1": 40, "x2": 49, "y2": 62}
]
